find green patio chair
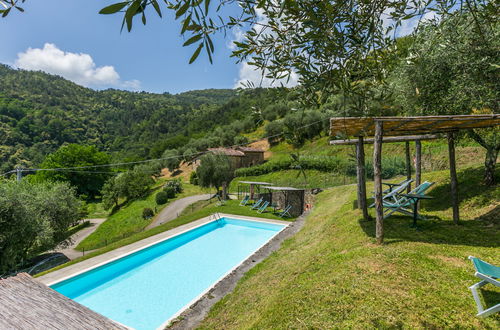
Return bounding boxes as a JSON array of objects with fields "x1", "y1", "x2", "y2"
[
  {"x1": 278, "y1": 205, "x2": 292, "y2": 218},
  {"x1": 468, "y1": 256, "x2": 500, "y2": 318},
  {"x1": 381, "y1": 181, "x2": 434, "y2": 219},
  {"x1": 250, "y1": 198, "x2": 263, "y2": 210},
  {"x1": 239, "y1": 195, "x2": 250, "y2": 206},
  {"x1": 369, "y1": 179, "x2": 414, "y2": 208},
  {"x1": 257, "y1": 201, "x2": 270, "y2": 213}
]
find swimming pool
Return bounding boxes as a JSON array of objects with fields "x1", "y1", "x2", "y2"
[{"x1": 50, "y1": 217, "x2": 286, "y2": 330}]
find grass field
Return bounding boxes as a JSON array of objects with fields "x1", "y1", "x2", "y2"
[
  {"x1": 199, "y1": 166, "x2": 499, "y2": 328},
  {"x1": 76, "y1": 182, "x2": 209, "y2": 251}
]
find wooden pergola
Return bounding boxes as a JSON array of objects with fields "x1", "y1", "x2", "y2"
[{"x1": 330, "y1": 114, "x2": 500, "y2": 244}]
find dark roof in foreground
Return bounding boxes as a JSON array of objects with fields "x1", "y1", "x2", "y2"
[{"x1": 0, "y1": 273, "x2": 126, "y2": 330}]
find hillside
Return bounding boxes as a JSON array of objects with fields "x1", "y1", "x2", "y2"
[
  {"x1": 0, "y1": 64, "x2": 292, "y2": 172},
  {"x1": 199, "y1": 166, "x2": 500, "y2": 328}
]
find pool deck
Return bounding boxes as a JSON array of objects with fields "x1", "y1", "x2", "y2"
[{"x1": 37, "y1": 214, "x2": 290, "y2": 286}]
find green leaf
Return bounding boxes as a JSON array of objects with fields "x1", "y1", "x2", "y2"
[
  {"x1": 183, "y1": 34, "x2": 202, "y2": 47},
  {"x1": 151, "y1": 0, "x2": 162, "y2": 17},
  {"x1": 204, "y1": 0, "x2": 211, "y2": 15},
  {"x1": 181, "y1": 14, "x2": 192, "y2": 34},
  {"x1": 189, "y1": 43, "x2": 204, "y2": 64},
  {"x1": 124, "y1": 0, "x2": 141, "y2": 32},
  {"x1": 99, "y1": 2, "x2": 129, "y2": 14},
  {"x1": 176, "y1": 1, "x2": 190, "y2": 19},
  {"x1": 142, "y1": 11, "x2": 146, "y2": 25}
]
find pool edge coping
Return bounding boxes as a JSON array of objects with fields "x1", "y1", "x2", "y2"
[{"x1": 37, "y1": 214, "x2": 290, "y2": 287}]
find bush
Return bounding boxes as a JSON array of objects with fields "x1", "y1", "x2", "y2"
[
  {"x1": 142, "y1": 208, "x2": 154, "y2": 219},
  {"x1": 163, "y1": 186, "x2": 176, "y2": 198},
  {"x1": 163, "y1": 179, "x2": 183, "y2": 194},
  {"x1": 235, "y1": 156, "x2": 345, "y2": 176},
  {"x1": 189, "y1": 171, "x2": 199, "y2": 185},
  {"x1": 155, "y1": 191, "x2": 169, "y2": 205}
]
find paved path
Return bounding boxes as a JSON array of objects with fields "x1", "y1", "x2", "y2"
[
  {"x1": 55, "y1": 218, "x2": 106, "y2": 260},
  {"x1": 146, "y1": 194, "x2": 213, "y2": 230}
]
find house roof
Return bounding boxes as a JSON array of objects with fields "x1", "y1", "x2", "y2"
[
  {"x1": 266, "y1": 186, "x2": 304, "y2": 191},
  {"x1": 0, "y1": 273, "x2": 126, "y2": 330},
  {"x1": 330, "y1": 114, "x2": 500, "y2": 137},
  {"x1": 237, "y1": 146, "x2": 265, "y2": 153},
  {"x1": 208, "y1": 147, "x2": 245, "y2": 156},
  {"x1": 238, "y1": 181, "x2": 273, "y2": 185}
]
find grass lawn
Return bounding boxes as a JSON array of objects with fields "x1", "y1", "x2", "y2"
[
  {"x1": 199, "y1": 166, "x2": 499, "y2": 328},
  {"x1": 36, "y1": 199, "x2": 294, "y2": 277},
  {"x1": 76, "y1": 182, "x2": 209, "y2": 251}
]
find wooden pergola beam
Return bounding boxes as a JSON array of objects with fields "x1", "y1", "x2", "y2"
[
  {"x1": 329, "y1": 134, "x2": 440, "y2": 145},
  {"x1": 373, "y1": 121, "x2": 384, "y2": 244},
  {"x1": 356, "y1": 137, "x2": 369, "y2": 220}
]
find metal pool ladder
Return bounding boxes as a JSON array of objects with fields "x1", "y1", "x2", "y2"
[{"x1": 210, "y1": 213, "x2": 223, "y2": 225}]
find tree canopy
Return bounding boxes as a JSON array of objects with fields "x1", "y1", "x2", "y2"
[{"x1": 32, "y1": 144, "x2": 112, "y2": 199}]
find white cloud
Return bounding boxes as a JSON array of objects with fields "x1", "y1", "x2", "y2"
[
  {"x1": 234, "y1": 62, "x2": 299, "y2": 88},
  {"x1": 230, "y1": 7, "x2": 300, "y2": 88},
  {"x1": 15, "y1": 43, "x2": 140, "y2": 90}
]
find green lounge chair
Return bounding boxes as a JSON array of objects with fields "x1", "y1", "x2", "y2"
[
  {"x1": 250, "y1": 198, "x2": 263, "y2": 210},
  {"x1": 239, "y1": 195, "x2": 250, "y2": 206},
  {"x1": 369, "y1": 179, "x2": 413, "y2": 208},
  {"x1": 381, "y1": 181, "x2": 434, "y2": 219},
  {"x1": 279, "y1": 205, "x2": 292, "y2": 218},
  {"x1": 468, "y1": 256, "x2": 500, "y2": 318},
  {"x1": 257, "y1": 201, "x2": 270, "y2": 213}
]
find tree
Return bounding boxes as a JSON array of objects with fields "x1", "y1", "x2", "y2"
[
  {"x1": 162, "y1": 149, "x2": 181, "y2": 173},
  {"x1": 34, "y1": 144, "x2": 112, "y2": 199},
  {"x1": 0, "y1": 180, "x2": 81, "y2": 273},
  {"x1": 391, "y1": 10, "x2": 499, "y2": 185},
  {"x1": 196, "y1": 153, "x2": 234, "y2": 198}
]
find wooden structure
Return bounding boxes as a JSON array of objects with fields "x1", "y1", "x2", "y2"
[
  {"x1": 237, "y1": 181, "x2": 272, "y2": 199},
  {"x1": 330, "y1": 114, "x2": 500, "y2": 244},
  {"x1": 0, "y1": 273, "x2": 126, "y2": 329}
]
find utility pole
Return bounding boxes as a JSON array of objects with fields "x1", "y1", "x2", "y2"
[{"x1": 16, "y1": 168, "x2": 22, "y2": 182}]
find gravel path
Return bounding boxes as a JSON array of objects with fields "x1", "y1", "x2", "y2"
[
  {"x1": 146, "y1": 194, "x2": 213, "y2": 230},
  {"x1": 55, "y1": 218, "x2": 107, "y2": 260}
]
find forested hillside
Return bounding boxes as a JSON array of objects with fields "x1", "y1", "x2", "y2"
[{"x1": 0, "y1": 64, "x2": 289, "y2": 171}]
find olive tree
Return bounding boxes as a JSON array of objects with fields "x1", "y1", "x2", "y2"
[
  {"x1": 391, "y1": 10, "x2": 499, "y2": 184},
  {"x1": 196, "y1": 152, "x2": 234, "y2": 199},
  {"x1": 0, "y1": 180, "x2": 81, "y2": 273}
]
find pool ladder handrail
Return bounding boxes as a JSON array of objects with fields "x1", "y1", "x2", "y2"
[{"x1": 210, "y1": 213, "x2": 223, "y2": 224}]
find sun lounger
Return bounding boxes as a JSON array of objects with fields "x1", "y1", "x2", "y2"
[
  {"x1": 257, "y1": 201, "x2": 270, "y2": 213},
  {"x1": 468, "y1": 256, "x2": 500, "y2": 318},
  {"x1": 278, "y1": 205, "x2": 292, "y2": 218},
  {"x1": 239, "y1": 195, "x2": 250, "y2": 206},
  {"x1": 250, "y1": 198, "x2": 263, "y2": 210},
  {"x1": 381, "y1": 181, "x2": 434, "y2": 219},
  {"x1": 369, "y1": 179, "x2": 414, "y2": 208}
]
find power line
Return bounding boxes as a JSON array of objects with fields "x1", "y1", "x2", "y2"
[{"x1": 3, "y1": 116, "x2": 329, "y2": 175}]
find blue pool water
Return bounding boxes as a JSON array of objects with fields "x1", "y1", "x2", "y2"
[{"x1": 51, "y1": 218, "x2": 285, "y2": 330}]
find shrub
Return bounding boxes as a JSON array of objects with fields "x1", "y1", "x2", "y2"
[
  {"x1": 155, "y1": 191, "x2": 169, "y2": 205},
  {"x1": 163, "y1": 186, "x2": 176, "y2": 198},
  {"x1": 189, "y1": 171, "x2": 199, "y2": 185},
  {"x1": 142, "y1": 208, "x2": 154, "y2": 219},
  {"x1": 163, "y1": 179, "x2": 183, "y2": 194}
]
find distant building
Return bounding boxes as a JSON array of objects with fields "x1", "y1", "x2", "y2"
[{"x1": 194, "y1": 146, "x2": 265, "y2": 170}]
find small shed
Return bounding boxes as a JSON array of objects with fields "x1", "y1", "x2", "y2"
[
  {"x1": 0, "y1": 273, "x2": 126, "y2": 330},
  {"x1": 266, "y1": 186, "x2": 305, "y2": 217}
]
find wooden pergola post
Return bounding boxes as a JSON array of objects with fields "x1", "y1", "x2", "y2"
[
  {"x1": 405, "y1": 141, "x2": 412, "y2": 193},
  {"x1": 356, "y1": 136, "x2": 369, "y2": 220},
  {"x1": 373, "y1": 121, "x2": 384, "y2": 244},
  {"x1": 415, "y1": 140, "x2": 422, "y2": 187},
  {"x1": 447, "y1": 132, "x2": 460, "y2": 224}
]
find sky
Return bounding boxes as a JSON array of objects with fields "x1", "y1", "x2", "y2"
[{"x1": 0, "y1": 0, "x2": 285, "y2": 94}]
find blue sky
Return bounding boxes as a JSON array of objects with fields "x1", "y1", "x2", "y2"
[{"x1": 0, "y1": 0, "x2": 248, "y2": 93}]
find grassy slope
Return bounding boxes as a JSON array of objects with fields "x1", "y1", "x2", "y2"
[
  {"x1": 199, "y1": 166, "x2": 499, "y2": 328},
  {"x1": 77, "y1": 182, "x2": 209, "y2": 251}
]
